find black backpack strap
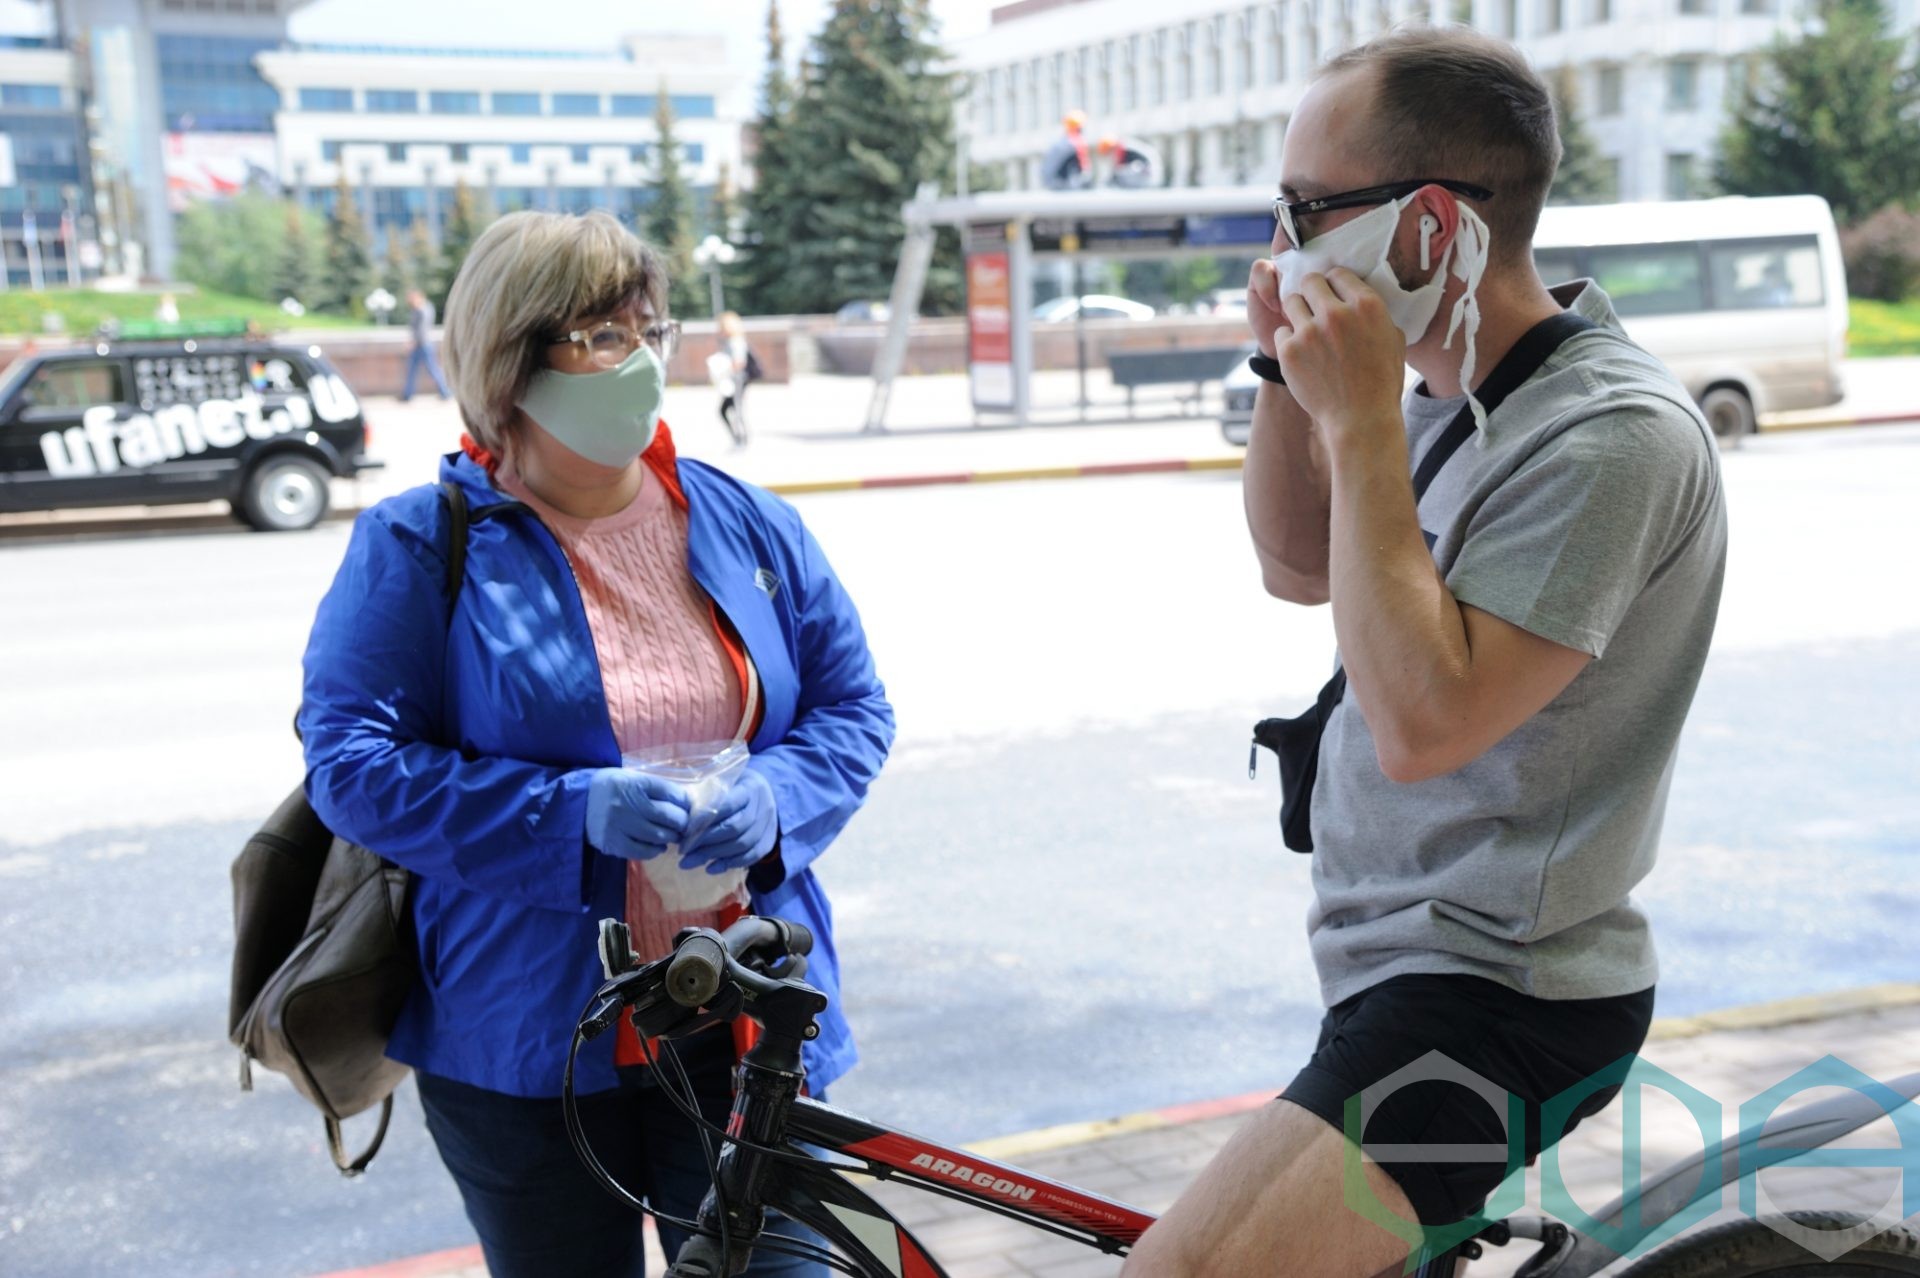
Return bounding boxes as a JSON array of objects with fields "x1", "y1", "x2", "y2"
[
  {"x1": 440, "y1": 480, "x2": 470, "y2": 606},
  {"x1": 1411, "y1": 310, "x2": 1597, "y2": 501}
]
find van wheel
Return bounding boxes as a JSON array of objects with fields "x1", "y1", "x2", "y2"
[
  {"x1": 240, "y1": 455, "x2": 331, "y2": 531},
  {"x1": 1700, "y1": 386, "x2": 1756, "y2": 448}
]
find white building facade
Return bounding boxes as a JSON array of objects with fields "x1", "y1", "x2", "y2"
[
  {"x1": 256, "y1": 36, "x2": 747, "y2": 247},
  {"x1": 953, "y1": 0, "x2": 1920, "y2": 204}
]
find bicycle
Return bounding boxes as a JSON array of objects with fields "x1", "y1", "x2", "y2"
[{"x1": 568, "y1": 915, "x2": 1920, "y2": 1277}]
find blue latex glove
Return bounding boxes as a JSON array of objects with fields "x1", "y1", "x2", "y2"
[
  {"x1": 678, "y1": 768, "x2": 778, "y2": 875},
  {"x1": 586, "y1": 768, "x2": 690, "y2": 862}
]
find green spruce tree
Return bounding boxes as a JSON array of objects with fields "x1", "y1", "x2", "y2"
[
  {"x1": 1714, "y1": 0, "x2": 1920, "y2": 223},
  {"x1": 381, "y1": 225, "x2": 416, "y2": 297},
  {"x1": 740, "y1": 0, "x2": 804, "y2": 314},
  {"x1": 410, "y1": 219, "x2": 441, "y2": 303},
  {"x1": 645, "y1": 84, "x2": 704, "y2": 318},
  {"x1": 270, "y1": 200, "x2": 316, "y2": 309},
  {"x1": 320, "y1": 173, "x2": 374, "y2": 316},
  {"x1": 1548, "y1": 70, "x2": 1612, "y2": 204},
  {"x1": 433, "y1": 179, "x2": 489, "y2": 311},
  {"x1": 779, "y1": 0, "x2": 958, "y2": 314}
]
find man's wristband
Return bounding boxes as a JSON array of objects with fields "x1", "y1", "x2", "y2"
[{"x1": 1247, "y1": 353, "x2": 1286, "y2": 385}]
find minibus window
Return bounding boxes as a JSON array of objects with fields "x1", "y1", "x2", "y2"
[
  {"x1": 1707, "y1": 237, "x2": 1824, "y2": 309},
  {"x1": 1587, "y1": 243, "x2": 1706, "y2": 317}
]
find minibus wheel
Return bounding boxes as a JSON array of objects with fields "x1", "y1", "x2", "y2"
[{"x1": 1700, "y1": 386, "x2": 1756, "y2": 447}]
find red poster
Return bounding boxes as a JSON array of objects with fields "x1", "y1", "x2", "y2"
[{"x1": 967, "y1": 251, "x2": 1014, "y2": 408}]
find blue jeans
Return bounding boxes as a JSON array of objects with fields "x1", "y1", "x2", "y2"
[
  {"x1": 415, "y1": 1030, "x2": 826, "y2": 1278},
  {"x1": 402, "y1": 341, "x2": 450, "y2": 401}
]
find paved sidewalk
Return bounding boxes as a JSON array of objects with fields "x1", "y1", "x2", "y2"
[{"x1": 322, "y1": 987, "x2": 1920, "y2": 1278}]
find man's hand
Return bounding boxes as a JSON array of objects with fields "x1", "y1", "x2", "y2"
[
  {"x1": 1245, "y1": 257, "x2": 1289, "y2": 359},
  {"x1": 1275, "y1": 268, "x2": 1405, "y2": 443}
]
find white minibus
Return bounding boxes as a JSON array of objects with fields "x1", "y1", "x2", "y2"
[{"x1": 1532, "y1": 194, "x2": 1849, "y2": 440}]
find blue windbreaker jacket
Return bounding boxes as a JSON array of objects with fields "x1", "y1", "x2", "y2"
[{"x1": 298, "y1": 444, "x2": 893, "y2": 1097}]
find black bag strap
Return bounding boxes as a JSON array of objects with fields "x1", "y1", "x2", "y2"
[
  {"x1": 326, "y1": 1095, "x2": 393, "y2": 1177},
  {"x1": 439, "y1": 480, "x2": 532, "y2": 610},
  {"x1": 1410, "y1": 309, "x2": 1597, "y2": 502}
]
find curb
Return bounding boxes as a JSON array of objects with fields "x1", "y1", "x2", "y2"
[
  {"x1": 765, "y1": 455, "x2": 1244, "y2": 497},
  {"x1": 1759, "y1": 408, "x2": 1920, "y2": 433},
  {"x1": 315, "y1": 982, "x2": 1920, "y2": 1278}
]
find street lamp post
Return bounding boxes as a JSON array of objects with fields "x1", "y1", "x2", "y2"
[{"x1": 693, "y1": 234, "x2": 737, "y2": 317}]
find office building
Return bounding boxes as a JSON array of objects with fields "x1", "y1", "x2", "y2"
[{"x1": 952, "y1": 0, "x2": 1920, "y2": 204}]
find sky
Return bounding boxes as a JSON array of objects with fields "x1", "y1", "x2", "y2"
[{"x1": 287, "y1": 0, "x2": 1004, "y2": 70}]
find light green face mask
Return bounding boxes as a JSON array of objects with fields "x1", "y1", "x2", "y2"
[{"x1": 517, "y1": 343, "x2": 665, "y2": 467}]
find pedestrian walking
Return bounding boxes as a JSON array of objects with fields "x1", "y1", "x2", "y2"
[
  {"x1": 1127, "y1": 27, "x2": 1726, "y2": 1278},
  {"x1": 713, "y1": 310, "x2": 760, "y2": 446},
  {"x1": 401, "y1": 288, "x2": 451, "y2": 402},
  {"x1": 299, "y1": 210, "x2": 893, "y2": 1278}
]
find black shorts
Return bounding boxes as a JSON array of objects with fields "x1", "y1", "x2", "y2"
[{"x1": 1282, "y1": 973, "x2": 1655, "y2": 1228}]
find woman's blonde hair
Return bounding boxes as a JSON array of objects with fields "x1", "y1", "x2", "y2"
[{"x1": 442, "y1": 209, "x2": 668, "y2": 457}]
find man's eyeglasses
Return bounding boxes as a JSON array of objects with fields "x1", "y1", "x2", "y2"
[
  {"x1": 1271, "y1": 179, "x2": 1494, "y2": 249},
  {"x1": 548, "y1": 318, "x2": 683, "y2": 369}
]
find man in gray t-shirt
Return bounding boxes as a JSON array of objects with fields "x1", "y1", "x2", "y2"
[{"x1": 1128, "y1": 27, "x2": 1726, "y2": 1278}]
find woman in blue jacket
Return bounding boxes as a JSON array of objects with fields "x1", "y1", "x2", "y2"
[{"x1": 299, "y1": 210, "x2": 893, "y2": 1278}]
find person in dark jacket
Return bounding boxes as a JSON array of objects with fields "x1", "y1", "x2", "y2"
[{"x1": 299, "y1": 210, "x2": 893, "y2": 1278}]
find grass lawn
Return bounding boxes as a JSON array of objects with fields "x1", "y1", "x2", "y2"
[
  {"x1": 0, "y1": 287, "x2": 367, "y2": 338},
  {"x1": 1850, "y1": 299, "x2": 1920, "y2": 356}
]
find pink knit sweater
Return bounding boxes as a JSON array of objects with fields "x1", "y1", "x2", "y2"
[{"x1": 496, "y1": 465, "x2": 750, "y2": 967}]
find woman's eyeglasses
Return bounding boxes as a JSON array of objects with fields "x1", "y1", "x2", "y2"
[{"x1": 548, "y1": 319, "x2": 683, "y2": 369}]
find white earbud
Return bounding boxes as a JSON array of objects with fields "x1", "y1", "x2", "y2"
[{"x1": 1418, "y1": 214, "x2": 1438, "y2": 271}]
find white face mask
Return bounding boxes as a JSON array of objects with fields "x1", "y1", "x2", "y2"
[{"x1": 1273, "y1": 193, "x2": 1496, "y2": 429}]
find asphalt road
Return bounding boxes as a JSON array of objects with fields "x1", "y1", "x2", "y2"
[{"x1": 2, "y1": 425, "x2": 1917, "y2": 1276}]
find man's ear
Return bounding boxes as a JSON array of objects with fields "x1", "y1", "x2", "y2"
[{"x1": 1410, "y1": 183, "x2": 1461, "y2": 276}]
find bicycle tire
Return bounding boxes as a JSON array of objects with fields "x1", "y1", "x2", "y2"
[{"x1": 1614, "y1": 1212, "x2": 1920, "y2": 1277}]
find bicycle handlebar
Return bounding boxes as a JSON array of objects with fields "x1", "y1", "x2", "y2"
[{"x1": 665, "y1": 916, "x2": 815, "y2": 1009}]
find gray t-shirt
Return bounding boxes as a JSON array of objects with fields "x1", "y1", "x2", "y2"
[
  {"x1": 409, "y1": 300, "x2": 434, "y2": 346},
  {"x1": 1307, "y1": 280, "x2": 1727, "y2": 1006}
]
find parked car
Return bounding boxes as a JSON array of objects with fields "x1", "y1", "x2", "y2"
[
  {"x1": 0, "y1": 334, "x2": 381, "y2": 531},
  {"x1": 1220, "y1": 347, "x2": 1260, "y2": 445},
  {"x1": 1032, "y1": 294, "x2": 1156, "y2": 323},
  {"x1": 835, "y1": 299, "x2": 892, "y2": 324}
]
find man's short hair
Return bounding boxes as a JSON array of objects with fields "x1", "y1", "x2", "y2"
[{"x1": 1319, "y1": 28, "x2": 1561, "y2": 265}]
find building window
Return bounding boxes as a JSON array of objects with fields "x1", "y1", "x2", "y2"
[
  {"x1": 1204, "y1": 24, "x2": 1224, "y2": 95},
  {"x1": 1237, "y1": 20, "x2": 1255, "y2": 88},
  {"x1": 429, "y1": 91, "x2": 481, "y2": 115},
  {"x1": 510, "y1": 143, "x2": 533, "y2": 164},
  {"x1": 1094, "y1": 51, "x2": 1111, "y2": 116},
  {"x1": 1678, "y1": 0, "x2": 1709, "y2": 12},
  {"x1": 365, "y1": 89, "x2": 419, "y2": 113},
  {"x1": 386, "y1": 142, "x2": 406, "y2": 162},
  {"x1": 1740, "y1": 0, "x2": 1775, "y2": 11},
  {"x1": 298, "y1": 87, "x2": 353, "y2": 111},
  {"x1": 1541, "y1": 0, "x2": 1563, "y2": 31},
  {"x1": 1151, "y1": 35, "x2": 1167, "y2": 105},
  {"x1": 669, "y1": 95, "x2": 717, "y2": 119},
  {"x1": 1597, "y1": 64, "x2": 1623, "y2": 115},
  {"x1": 684, "y1": 142, "x2": 705, "y2": 163},
  {"x1": 450, "y1": 143, "x2": 469, "y2": 162},
  {"x1": 0, "y1": 83, "x2": 63, "y2": 109},
  {"x1": 611, "y1": 93, "x2": 652, "y2": 117},
  {"x1": 552, "y1": 92, "x2": 601, "y2": 116},
  {"x1": 493, "y1": 91, "x2": 540, "y2": 115},
  {"x1": 1269, "y1": 11, "x2": 1287, "y2": 82},
  {"x1": 156, "y1": 33, "x2": 279, "y2": 131},
  {"x1": 321, "y1": 141, "x2": 342, "y2": 162},
  {"x1": 1451, "y1": 0, "x2": 1473, "y2": 23},
  {"x1": 1592, "y1": 0, "x2": 1612, "y2": 20},
  {"x1": 568, "y1": 144, "x2": 589, "y2": 164},
  {"x1": 1666, "y1": 58, "x2": 1699, "y2": 109},
  {"x1": 1176, "y1": 28, "x2": 1193, "y2": 100},
  {"x1": 1121, "y1": 42, "x2": 1138, "y2": 110},
  {"x1": 1503, "y1": 0, "x2": 1520, "y2": 32},
  {"x1": 629, "y1": 143, "x2": 651, "y2": 163},
  {"x1": 1047, "y1": 52, "x2": 1063, "y2": 122},
  {"x1": 1664, "y1": 151, "x2": 1697, "y2": 199}
]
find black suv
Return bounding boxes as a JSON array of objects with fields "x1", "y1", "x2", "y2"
[{"x1": 0, "y1": 335, "x2": 382, "y2": 531}]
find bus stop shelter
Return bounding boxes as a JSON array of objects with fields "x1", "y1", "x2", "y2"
[{"x1": 864, "y1": 185, "x2": 1278, "y2": 433}]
